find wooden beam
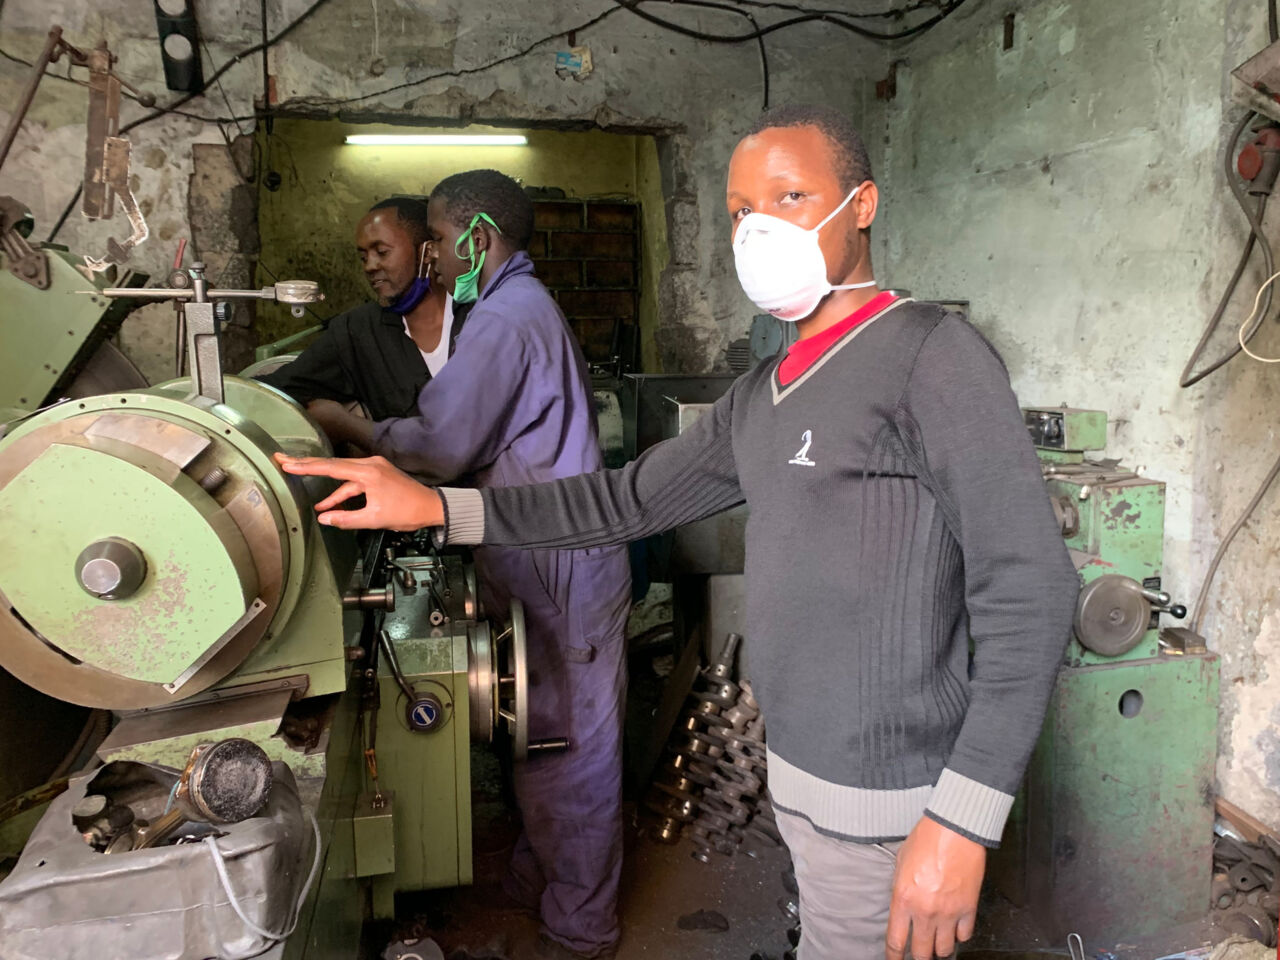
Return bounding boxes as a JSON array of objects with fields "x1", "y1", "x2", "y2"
[{"x1": 1216, "y1": 797, "x2": 1276, "y2": 844}]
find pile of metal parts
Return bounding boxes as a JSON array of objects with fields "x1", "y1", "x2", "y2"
[
  {"x1": 645, "y1": 633, "x2": 780, "y2": 861},
  {"x1": 1213, "y1": 834, "x2": 1280, "y2": 947}
]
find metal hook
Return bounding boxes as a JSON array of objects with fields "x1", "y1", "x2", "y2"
[{"x1": 1068, "y1": 932, "x2": 1086, "y2": 960}]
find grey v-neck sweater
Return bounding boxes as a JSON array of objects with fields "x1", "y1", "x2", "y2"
[{"x1": 437, "y1": 298, "x2": 1078, "y2": 847}]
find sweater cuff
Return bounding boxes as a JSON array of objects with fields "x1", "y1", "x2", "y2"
[
  {"x1": 437, "y1": 487, "x2": 486, "y2": 545},
  {"x1": 924, "y1": 768, "x2": 1014, "y2": 848}
]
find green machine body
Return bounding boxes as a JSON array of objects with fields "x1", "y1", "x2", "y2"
[{"x1": 995, "y1": 407, "x2": 1218, "y2": 945}]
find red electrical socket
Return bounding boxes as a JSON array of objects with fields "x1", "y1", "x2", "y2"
[{"x1": 1237, "y1": 126, "x2": 1280, "y2": 180}]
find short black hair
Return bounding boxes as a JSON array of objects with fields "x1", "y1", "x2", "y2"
[
  {"x1": 430, "y1": 170, "x2": 535, "y2": 250},
  {"x1": 746, "y1": 104, "x2": 873, "y2": 191},
  {"x1": 368, "y1": 196, "x2": 431, "y2": 246}
]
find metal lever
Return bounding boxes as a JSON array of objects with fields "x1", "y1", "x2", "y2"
[{"x1": 1139, "y1": 587, "x2": 1187, "y2": 619}]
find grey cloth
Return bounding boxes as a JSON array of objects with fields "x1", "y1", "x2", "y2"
[
  {"x1": 438, "y1": 300, "x2": 1079, "y2": 846},
  {"x1": 775, "y1": 806, "x2": 901, "y2": 960},
  {"x1": 0, "y1": 760, "x2": 311, "y2": 960}
]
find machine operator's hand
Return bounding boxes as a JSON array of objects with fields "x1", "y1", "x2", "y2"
[
  {"x1": 305, "y1": 399, "x2": 376, "y2": 450},
  {"x1": 273, "y1": 453, "x2": 444, "y2": 531},
  {"x1": 885, "y1": 816, "x2": 985, "y2": 960}
]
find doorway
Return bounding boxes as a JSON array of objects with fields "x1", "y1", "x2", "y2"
[{"x1": 253, "y1": 119, "x2": 669, "y2": 374}]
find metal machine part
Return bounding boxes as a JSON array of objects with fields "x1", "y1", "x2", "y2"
[
  {"x1": 646, "y1": 633, "x2": 743, "y2": 846},
  {"x1": 0, "y1": 376, "x2": 346, "y2": 710},
  {"x1": 0, "y1": 196, "x2": 48, "y2": 290},
  {"x1": 1073, "y1": 574, "x2": 1157, "y2": 658},
  {"x1": 688, "y1": 679, "x2": 776, "y2": 863},
  {"x1": 1023, "y1": 406, "x2": 1107, "y2": 454},
  {"x1": 0, "y1": 760, "x2": 314, "y2": 960},
  {"x1": 1024, "y1": 408, "x2": 1184, "y2": 665},
  {"x1": 133, "y1": 738, "x2": 273, "y2": 850},
  {"x1": 993, "y1": 406, "x2": 1218, "y2": 944},
  {"x1": 80, "y1": 42, "x2": 148, "y2": 271},
  {"x1": 0, "y1": 246, "x2": 149, "y2": 420},
  {"x1": 364, "y1": 548, "x2": 541, "y2": 918},
  {"x1": 75, "y1": 537, "x2": 147, "y2": 600},
  {"x1": 100, "y1": 265, "x2": 324, "y2": 404}
]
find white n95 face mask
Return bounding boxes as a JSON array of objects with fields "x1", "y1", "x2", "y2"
[{"x1": 732, "y1": 185, "x2": 876, "y2": 322}]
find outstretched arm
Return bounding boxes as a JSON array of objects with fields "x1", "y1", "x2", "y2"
[{"x1": 276, "y1": 378, "x2": 747, "y2": 547}]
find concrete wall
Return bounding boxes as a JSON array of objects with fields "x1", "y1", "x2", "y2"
[
  {"x1": 871, "y1": 0, "x2": 1280, "y2": 825},
  {"x1": 0, "y1": 0, "x2": 882, "y2": 377},
  {"x1": 252, "y1": 119, "x2": 664, "y2": 344}
]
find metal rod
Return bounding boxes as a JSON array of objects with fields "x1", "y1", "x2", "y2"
[
  {"x1": 99, "y1": 286, "x2": 277, "y2": 300},
  {"x1": 378, "y1": 629, "x2": 417, "y2": 705},
  {"x1": 0, "y1": 27, "x2": 64, "y2": 172}
]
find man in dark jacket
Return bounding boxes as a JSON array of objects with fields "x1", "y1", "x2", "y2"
[{"x1": 259, "y1": 196, "x2": 468, "y2": 431}]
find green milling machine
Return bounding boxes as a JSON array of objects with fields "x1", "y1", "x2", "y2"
[
  {"x1": 995, "y1": 407, "x2": 1220, "y2": 944},
  {"x1": 0, "y1": 267, "x2": 537, "y2": 958}
]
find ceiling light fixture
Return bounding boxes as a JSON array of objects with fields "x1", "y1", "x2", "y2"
[{"x1": 343, "y1": 134, "x2": 529, "y2": 146}]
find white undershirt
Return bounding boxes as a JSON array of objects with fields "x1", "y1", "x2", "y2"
[{"x1": 402, "y1": 295, "x2": 454, "y2": 377}]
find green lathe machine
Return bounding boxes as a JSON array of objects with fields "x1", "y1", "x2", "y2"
[
  {"x1": 0, "y1": 265, "x2": 536, "y2": 959},
  {"x1": 996, "y1": 407, "x2": 1220, "y2": 943}
]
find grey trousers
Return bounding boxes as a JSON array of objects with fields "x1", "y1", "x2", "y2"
[{"x1": 775, "y1": 807, "x2": 904, "y2": 960}]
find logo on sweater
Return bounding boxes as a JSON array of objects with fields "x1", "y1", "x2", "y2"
[{"x1": 788, "y1": 430, "x2": 816, "y2": 467}]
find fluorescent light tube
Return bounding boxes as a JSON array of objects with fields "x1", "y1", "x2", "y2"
[{"x1": 343, "y1": 134, "x2": 529, "y2": 146}]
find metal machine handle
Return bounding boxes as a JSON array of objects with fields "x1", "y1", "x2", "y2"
[
  {"x1": 1138, "y1": 587, "x2": 1187, "y2": 619},
  {"x1": 527, "y1": 738, "x2": 571, "y2": 754},
  {"x1": 96, "y1": 265, "x2": 323, "y2": 404}
]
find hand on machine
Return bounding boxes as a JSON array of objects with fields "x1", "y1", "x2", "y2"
[{"x1": 275, "y1": 452, "x2": 444, "y2": 531}]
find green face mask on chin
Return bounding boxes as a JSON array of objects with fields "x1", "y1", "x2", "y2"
[{"x1": 452, "y1": 212, "x2": 501, "y2": 304}]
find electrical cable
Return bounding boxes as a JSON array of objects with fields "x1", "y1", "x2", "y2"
[
  {"x1": 297, "y1": 4, "x2": 627, "y2": 106},
  {"x1": 1178, "y1": 110, "x2": 1275, "y2": 387},
  {"x1": 1191, "y1": 447, "x2": 1280, "y2": 634},
  {"x1": 727, "y1": 0, "x2": 941, "y2": 18},
  {"x1": 205, "y1": 805, "x2": 323, "y2": 959},
  {"x1": 611, "y1": 0, "x2": 970, "y2": 44},
  {"x1": 1238, "y1": 266, "x2": 1280, "y2": 361},
  {"x1": 0, "y1": 47, "x2": 241, "y2": 125},
  {"x1": 44, "y1": 0, "x2": 334, "y2": 242},
  {"x1": 657, "y1": 0, "x2": 771, "y2": 110},
  {"x1": 260, "y1": 0, "x2": 273, "y2": 133},
  {"x1": 1186, "y1": 0, "x2": 1280, "y2": 633}
]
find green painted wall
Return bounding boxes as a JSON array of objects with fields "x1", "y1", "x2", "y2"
[{"x1": 256, "y1": 119, "x2": 666, "y2": 363}]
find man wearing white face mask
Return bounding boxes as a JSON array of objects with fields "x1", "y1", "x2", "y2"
[{"x1": 273, "y1": 104, "x2": 1079, "y2": 960}]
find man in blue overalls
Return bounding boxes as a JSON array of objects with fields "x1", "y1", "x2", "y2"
[{"x1": 312, "y1": 170, "x2": 631, "y2": 959}]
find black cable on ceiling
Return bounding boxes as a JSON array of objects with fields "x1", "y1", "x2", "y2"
[
  {"x1": 729, "y1": 0, "x2": 942, "y2": 19},
  {"x1": 611, "y1": 0, "x2": 971, "y2": 44},
  {"x1": 300, "y1": 5, "x2": 628, "y2": 107},
  {"x1": 661, "y1": 0, "x2": 772, "y2": 110}
]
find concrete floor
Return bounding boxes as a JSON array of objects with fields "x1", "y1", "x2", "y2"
[
  {"x1": 363, "y1": 794, "x2": 1226, "y2": 960},
  {"x1": 364, "y1": 800, "x2": 798, "y2": 960}
]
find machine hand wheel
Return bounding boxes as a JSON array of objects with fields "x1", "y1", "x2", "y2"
[{"x1": 496, "y1": 599, "x2": 529, "y2": 762}]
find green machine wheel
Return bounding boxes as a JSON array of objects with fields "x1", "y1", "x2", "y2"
[{"x1": 0, "y1": 377, "x2": 333, "y2": 710}]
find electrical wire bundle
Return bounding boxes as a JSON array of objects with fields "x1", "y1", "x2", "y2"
[{"x1": 1178, "y1": 1, "x2": 1280, "y2": 637}]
